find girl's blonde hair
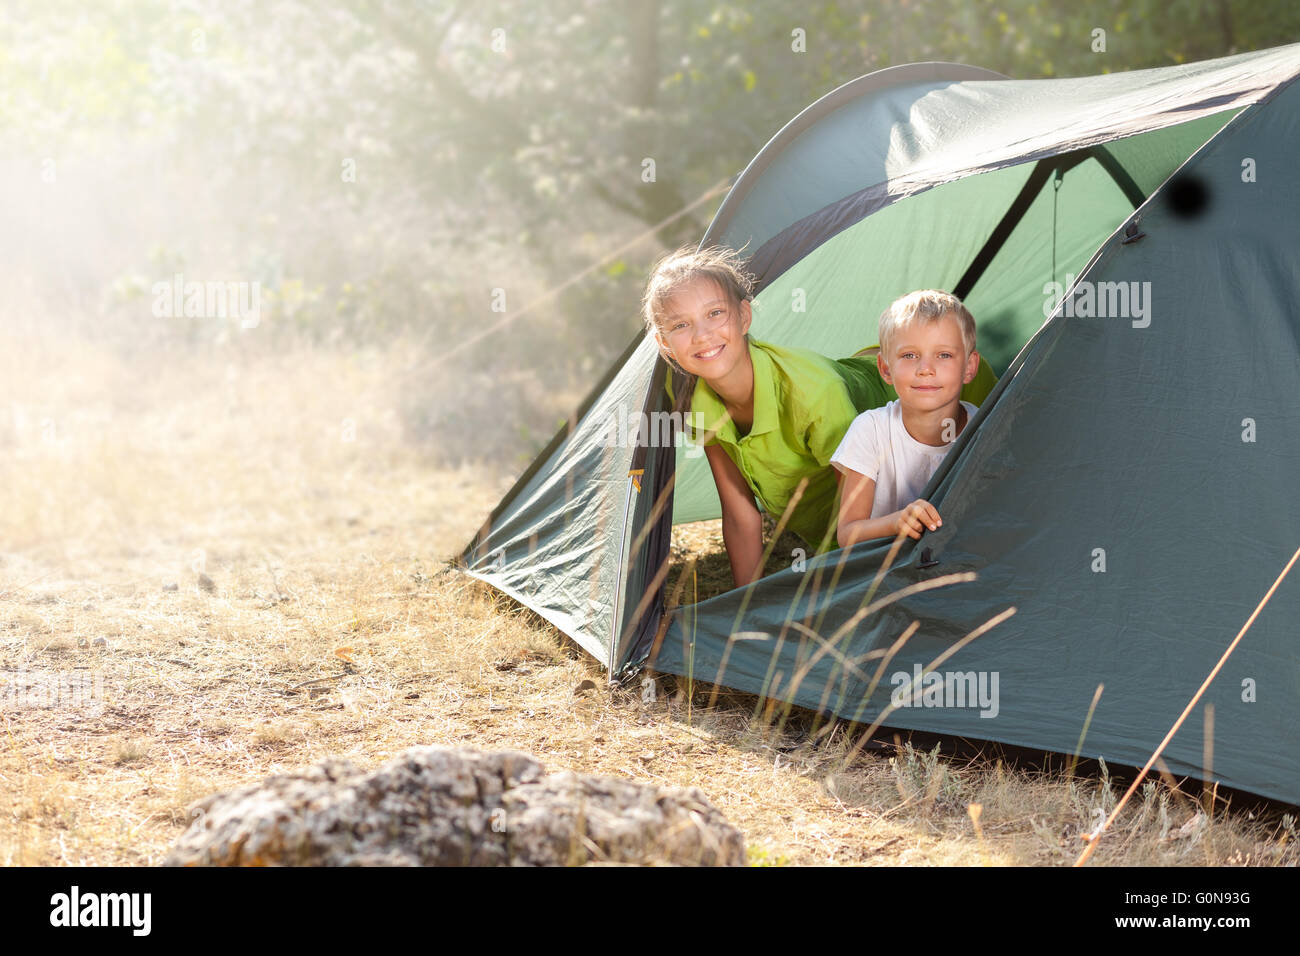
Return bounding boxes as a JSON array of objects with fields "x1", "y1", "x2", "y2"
[{"x1": 641, "y1": 245, "x2": 755, "y2": 337}]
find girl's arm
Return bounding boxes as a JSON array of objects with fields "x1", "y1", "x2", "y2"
[{"x1": 705, "y1": 444, "x2": 765, "y2": 588}]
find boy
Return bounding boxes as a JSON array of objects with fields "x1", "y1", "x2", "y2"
[{"x1": 832, "y1": 290, "x2": 982, "y2": 548}]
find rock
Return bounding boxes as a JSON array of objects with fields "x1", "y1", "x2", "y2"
[
  {"x1": 165, "y1": 746, "x2": 745, "y2": 867},
  {"x1": 162, "y1": 583, "x2": 179, "y2": 592},
  {"x1": 197, "y1": 573, "x2": 217, "y2": 593}
]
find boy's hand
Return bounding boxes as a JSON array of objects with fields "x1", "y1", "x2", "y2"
[{"x1": 895, "y1": 499, "x2": 942, "y2": 539}]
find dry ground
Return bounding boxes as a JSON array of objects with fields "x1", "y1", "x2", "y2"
[{"x1": 1, "y1": 336, "x2": 1295, "y2": 866}]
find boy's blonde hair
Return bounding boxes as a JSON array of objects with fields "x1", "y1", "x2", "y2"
[
  {"x1": 878, "y1": 290, "x2": 977, "y2": 358},
  {"x1": 641, "y1": 245, "x2": 754, "y2": 336}
]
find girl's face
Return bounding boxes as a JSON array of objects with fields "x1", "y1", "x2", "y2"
[{"x1": 656, "y1": 278, "x2": 752, "y2": 382}]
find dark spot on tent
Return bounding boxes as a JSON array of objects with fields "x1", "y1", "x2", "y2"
[{"x1": 1164, "y1": 173, "x2": 1211, "y2": 219}]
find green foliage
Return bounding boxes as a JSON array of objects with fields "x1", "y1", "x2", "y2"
[{"x1": 5, "y1": 0, "x2": 1299, "y2": 452}]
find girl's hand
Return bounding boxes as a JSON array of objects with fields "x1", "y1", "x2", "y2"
[{"x1": 895, "y1": 499, "x2": 941, "y2": 539}]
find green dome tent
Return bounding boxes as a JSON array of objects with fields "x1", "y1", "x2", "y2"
[{"x1": 458, "y1": 44, "x2": 1300, "y2": 805}]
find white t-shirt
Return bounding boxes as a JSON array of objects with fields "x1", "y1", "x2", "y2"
[{"x1": 830, "y1": 400, "x2": 977, "y2": 517}]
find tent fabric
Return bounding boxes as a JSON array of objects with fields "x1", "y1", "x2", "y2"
[
  {"x1": 655, "y1": 73, "x2": 1300, "y2": 805},
  {"x1": 460, "y1": 337, "x2": 658, "y2": 663},
  {"x1": 708, "y1": 45, "x2": 1300, "y2": 264},
  {"x1": 742, "y1": 111, "x2": 1240, "y2": 312},
  {"x1": 458, "y1": 42, "x2": 1300, "y2": 805}
]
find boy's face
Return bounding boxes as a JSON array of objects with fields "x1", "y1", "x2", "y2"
[
  {"x1": 877, "y1": 312, "x2": 979, "y2": 413},
  {"x1": 656, "y1": 278, "x2": 752, "y2": 382}
]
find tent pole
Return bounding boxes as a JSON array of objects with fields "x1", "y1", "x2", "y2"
[{"x1": 954, "y1": 145, "x2": 1143, "y2": 301}]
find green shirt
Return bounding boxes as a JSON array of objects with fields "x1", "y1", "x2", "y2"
[{"x1": 685, "y1": 338, "x2": 998, "y2": 553}]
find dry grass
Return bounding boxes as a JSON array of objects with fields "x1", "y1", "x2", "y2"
[
  {"x1": 1, "y1": 334, "x2": 1295, "y2": 866},
  {"x1": 665, "y1": 518, "x2": 807, "y2": 606}
]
